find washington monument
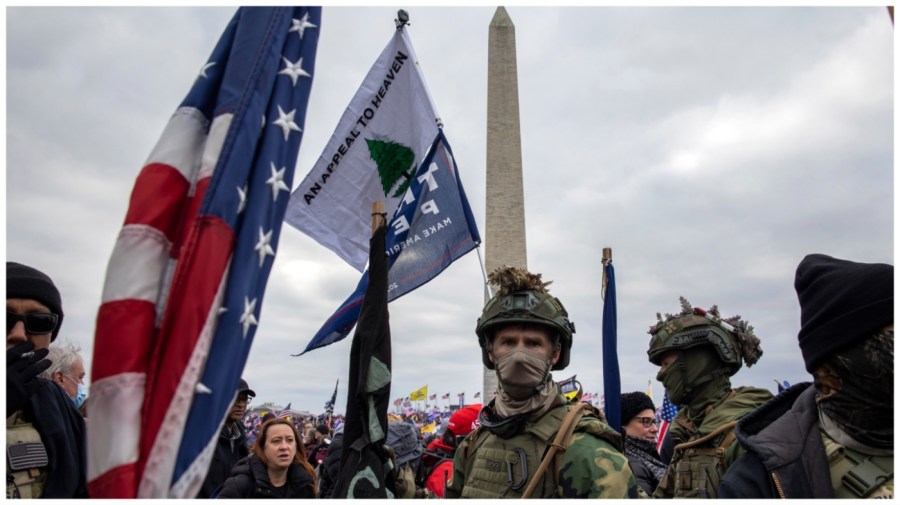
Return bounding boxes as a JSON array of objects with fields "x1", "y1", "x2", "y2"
[{"x1": 483, "y1": 6, "x2": 527, "y2": 399}]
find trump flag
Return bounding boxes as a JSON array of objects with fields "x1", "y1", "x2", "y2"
[{"x1": 89, "y1": 7, "x2": 320, "y2": 498}]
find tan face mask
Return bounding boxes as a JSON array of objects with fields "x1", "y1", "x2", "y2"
[{"x1": 494, "y1": 347, "x2": 552, "y2": 400}]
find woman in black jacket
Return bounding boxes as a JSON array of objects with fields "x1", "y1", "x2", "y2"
[
  {"x1": 620, "y1": 392, "x2": 668, "y2": 496},
  {"x1": 218, "y1": 418, "x2": 317, "y2": 498}
]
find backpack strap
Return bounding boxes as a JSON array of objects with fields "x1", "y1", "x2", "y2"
[
  {"x1": 673, "y1": 420, "x2": 738, "y2": 452},
  {"x1": 520, "y1": 402, "x2": 589, "y2": 499}
]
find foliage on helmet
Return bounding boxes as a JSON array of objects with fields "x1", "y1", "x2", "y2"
[
  {"x1": 647, "y1": 296, "x2": 763, "y2": 371},
  {"x1": 476, "y1": 266, "x2": 575, "y2": 371},
  {"x1": 487, "y1": 267, "x2": 553, "y2": 296}
]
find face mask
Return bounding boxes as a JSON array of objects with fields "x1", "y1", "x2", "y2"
[
  {"x1": 655, "y1": 347, "x2": 725, "y2": 407},
  {"x1": 815, "y1": 329, "x2": 893, "y2": 448},
  {"x1": 656, "y1": 363, "x2": 687, "y2": 406},
  {"x1": 61, "y1": 372, "x2": 88, "y2": 409},
  {"x1": 73, "y1": 383, "x2": 88, "y2": 409},
  {"x1": 494, "y1": 348, "x2": 552, "y2": 400}
]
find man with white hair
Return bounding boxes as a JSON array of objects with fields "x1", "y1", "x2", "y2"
[{"x1": 39, "y1": 343, "x2": 88, "y2": 412}]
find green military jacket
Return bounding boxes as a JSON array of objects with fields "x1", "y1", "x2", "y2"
[
  {"x1": 445, "y1": 398, "x2": 637, "y2": 499},
  {"x1": 654, "y1": 386, "x2": 773, "y2": 498}
]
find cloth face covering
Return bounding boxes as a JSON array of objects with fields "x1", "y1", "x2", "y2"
[
  {"x1": 814, "y1": 329, "x2": 893, "y2": 449},
  {"x1": 493, "y1": 347, "x2": 556, "y2": 419}
]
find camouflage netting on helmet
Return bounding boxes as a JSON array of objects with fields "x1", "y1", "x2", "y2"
[
  {"x1": 648, "y1": 296, "x2": 763, "y2": 371},
  {"x1": 476, "y1": 266, "x2": 575, "y2": 370},
  {"x1": 487, "y1": 267, "x2": 552, "y2": 296}
]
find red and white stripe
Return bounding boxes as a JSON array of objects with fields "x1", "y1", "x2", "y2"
[{"x1": 88, "y1": 108, "x2": 232, "y2": 498}]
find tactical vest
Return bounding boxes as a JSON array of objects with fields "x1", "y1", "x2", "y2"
[
  {"x1": 822, "y1": 430, "x2": 893, "y2": 499},
  {"x1": 6, "y1": 412, "x2": 48, "y2": 499},
  {"x1": 456, "y1": 403, "x2": 620, "y2": 499},
  {"x1": 654, "y1": 387, "x2": 772, "y2": 499}
]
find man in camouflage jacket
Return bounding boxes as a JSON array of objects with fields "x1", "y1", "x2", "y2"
[{"x1": 444, "y1": 267, "x2": 637, "y2": 499}]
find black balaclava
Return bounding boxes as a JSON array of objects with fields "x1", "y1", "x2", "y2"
[{"x1": 814, "y1": 328, "x2": 893, "y2": 449}]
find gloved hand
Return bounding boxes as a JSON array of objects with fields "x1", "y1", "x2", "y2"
[{"x1": 7, "y1": 341, "x2": 51, "y2": 417}]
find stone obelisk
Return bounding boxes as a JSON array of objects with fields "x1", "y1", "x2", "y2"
[{"x1": 483, "y1": 6, "x2": 527, "y2": 400}]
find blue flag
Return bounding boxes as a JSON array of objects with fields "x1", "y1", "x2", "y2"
[
  {"x1": 297, "y1": 130, "x2": 480, "y2": 354},
  {"x1": 602, "y1": 260, "x2": 622, "y2": 432}
]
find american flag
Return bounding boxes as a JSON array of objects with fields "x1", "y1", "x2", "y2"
[
  {"x1": 473, "y1": 392, "x2": 481, "y2": 399},
  {"x1": 429, "y1": 394, "x2": 437, "y2": 401},
  {"x1": 656, "y1": 391, "x2": 679, "y2": 453},
  {"x1": 88, "y1": 7, "x2": 320, "y2": 498},
  {"x1": 441, "y1": 393, "x2": 449, "y2": 400},
  {"x1": 277, "y1": 403, "x2": 293, "y2": 420}
]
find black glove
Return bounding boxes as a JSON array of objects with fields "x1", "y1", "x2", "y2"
[{"x1": 7, "y1": 341, "x2": 51, "y2": 417}]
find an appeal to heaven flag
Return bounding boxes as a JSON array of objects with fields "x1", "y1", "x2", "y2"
[
  {"x1": 297, "y1": 130, "x2": 479, "y2": 354},
  {"x1": 284, "y1": 24, "x2": 443, "y2": 272},
  {"x1": 89, "y1": 7, "x2": 320, "y2": 498}
]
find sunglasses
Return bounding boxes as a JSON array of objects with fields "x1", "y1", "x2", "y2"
[
  {"x1": 7, "y1": 311, "x2": 59, "y2": 335},
  {"x1": 634, "y1": 416, "x2": 660, "y2": 428}
]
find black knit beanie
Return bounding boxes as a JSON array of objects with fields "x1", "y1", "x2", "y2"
[
  {"x1": 620, "y1": 391, "x2": 656, "y2": 424},
  {"x1": 795, "y1": 253, "x2": 893, "y2": 373},
  {"x1": 7, "y1": 262, "x2": 64, "y2": 342}
]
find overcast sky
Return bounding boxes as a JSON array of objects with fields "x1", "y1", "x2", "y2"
[{"x1": 6, "y1": 6, "x2": 894, "y2": 415}]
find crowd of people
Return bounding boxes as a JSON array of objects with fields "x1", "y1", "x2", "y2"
[{"x1": 6, "y1": 253, "x2": 893, "y2": 499}]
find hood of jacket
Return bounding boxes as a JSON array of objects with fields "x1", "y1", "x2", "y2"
[{"x1": 734, "y1": 382, "x2": 818, "y2": 469}]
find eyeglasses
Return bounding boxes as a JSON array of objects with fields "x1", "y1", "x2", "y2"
[
  {"x1": 7, "y1": 312, "x2": 59, "y2": 335},
  {"x1": 61, "y1": 372, "x2": 84, "y2": 386},
  {"x1": 634, "y1": 417, "x2": 660, "y2": 428},
  {"x1": 235, "y1": 394, "x2": 253, "y2": 405}
]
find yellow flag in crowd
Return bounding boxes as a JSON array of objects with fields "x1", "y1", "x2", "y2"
[
  {"x1": 420, "y1": 422, "x2": 437, "y2": 435},
  {"x1": 646, "y1": 380, "x2": 653, "y2": 400},
  {"x1": 410, "y1": 385, "x2": 428, "y2": 401}
]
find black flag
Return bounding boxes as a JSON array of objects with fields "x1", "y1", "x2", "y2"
[{"x1": 333, "y1": 218, "x2": 395, "y2": 498}]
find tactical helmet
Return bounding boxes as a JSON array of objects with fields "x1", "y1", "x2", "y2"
[
  {"x1": 647, "y1": 297, "x2": 762, "y2": 376},
  {"x1": 475, "y1": 267, "x2": 576, "y2": 371}
]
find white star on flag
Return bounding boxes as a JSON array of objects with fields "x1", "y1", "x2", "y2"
[
  {"x1": 278, "y1": 57, "x2": 311, "y2": 87},
  {"x1": 199, "y1": 62, "x2": 215, "y2": 79},
  {"x1": 266, "y1": 163, "x2": 290, "y2": 201},
  {"x1": 236, "y1": 184, "x2": 247, "y2": 214},
  {"x1": 239, "y1": 297, "x2": 258, "y2": 338},
  {"x1": 254, "y1": 227, "x2": 275, "y2": 267},
  {"x1": 289, "y1": 13, "x2": 316, "y2": 39},
  {"x1": 273, "y1": 105, "x2": 301, "y2": 140}
]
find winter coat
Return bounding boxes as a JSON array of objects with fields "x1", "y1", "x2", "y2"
[
  {"x1": 197, "y1": 420, "x2": 250, "y2": 498},
  {"x1": 623, "y1": 435, "x2": 667, "y2": 496},
  {"x1": 317, "y1": 432, "x2": 343, "y2": 498},
  {"x1": 12, "y1": 379, "x2": 88, "y2": 498},
  {"x1": 217, "y1": 454, "x2": 316, "y2": 499},
  {"x1": 718, "y1": 382, "x2": 833, "y2": 498}
]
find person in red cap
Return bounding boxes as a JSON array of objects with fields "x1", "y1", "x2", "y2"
[{"x1": 421, "y1": 404, "x2": 481, "y2": 498}]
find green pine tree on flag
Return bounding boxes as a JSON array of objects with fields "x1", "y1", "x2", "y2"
[{"x1": 366, "y1": 139, "x2": 415, "y2": 198}]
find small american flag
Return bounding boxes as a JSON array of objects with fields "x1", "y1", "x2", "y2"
[
  {"x1": 473, "y1": 392, "x2": 481, "y2": 399},
  {"x1": 277, "y1": 403, "x2": 293, "y2": 419},
  {"x1": 656, "y1": 391, "x2": 679, "y2": 453},
  {"x1": 441, "y1": 393, "x2": 449, "y2": 400},
  {"x1": 88, "y1": 7, "x2": 320, "y2": 498}
]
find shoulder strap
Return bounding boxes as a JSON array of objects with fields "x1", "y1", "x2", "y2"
[
  {"x1": 674, "y1": 420, "x2": 738, "y2": 452},
  {"x1": 520, "y1": 403, "x2": 589, "y2": 499}
]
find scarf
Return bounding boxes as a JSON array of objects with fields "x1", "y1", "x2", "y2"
[{"x1": 624, "y1": 434, "x2": 667, "y2": 484}]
